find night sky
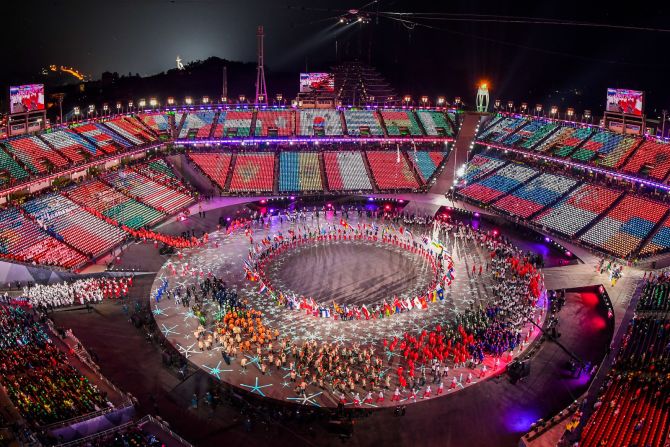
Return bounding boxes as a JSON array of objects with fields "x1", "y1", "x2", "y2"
[{"x1": 5, "y1": 0, "x2": 670, "y2": 114}]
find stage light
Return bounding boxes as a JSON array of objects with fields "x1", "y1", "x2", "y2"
[
  {"x1": 202, "y1": 96, "x2": 210, "y2": 104},
  {"x1": 128, "y1": 101, "x2": 134, "y2": 108},
  {"x1": 474, "y1": 212, "x2": 480, "y2": 217},
  {"x1": 290, "y1": 196, "x2": 295, "y2": 200},
  {"x1": 138, "y1": 99, "x2": 146, "y2": 108},
  {"x1": 185, "y1": 97, "x2": 193, "y2": 105},
  {"x1": 149, "y1": 98, "x2": 158, "y2": 107},
  {"x1": 73, "y1": 106, "x2": 80, "y2": 115},
  {"x1": 103, "y1": 103, "x2": 109, "y2": 112},
  {"x1": 385, "y1": 205, "x2": 391, "y2": 210},
  {"x1": 167, "y1": 97, "x2": 175, "y2": 105},
  {"x1": 116, "y1": 102, "x2": 122, "y2": 110}
]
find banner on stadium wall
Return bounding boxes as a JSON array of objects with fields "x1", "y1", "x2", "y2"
[
  {"x1": 605, "y1": 88, "x2": 644, "y2": 116},
  {"x1": 299, "y1": 73, "x2": 335, "y2": 93},
  {"x1": 9, "y1": 84, "x2": 45, "y2": 114}
]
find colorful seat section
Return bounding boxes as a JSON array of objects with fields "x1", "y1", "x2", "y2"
[
  {"x1": 0, "y1": 148, "x2": 30, "y2": 186},
  {"x1": 2, "y1": 136, "x2": 68, "y2": 174},
  {"x1": 256, "y1": 110, "x2": 295, "y2": 136},
  {"x1": 70, "y1": 123, "x2": 126, "y2": 153},
  {"x1": 533, "y1": 184, "x2": 622, "y2": 237},
  {"x1": 458, "y1": 163, "x2": 539, "y2": 204},
  {"x1": 639, "y1": 215, "x2": 670, "y2": 257},
  {"x1": 178, "y1": 111, "x2": 219, "y2": 138},
  {"x1": 459, "y1": 154, "x2": 506, "y2": 184},
  {"x1": 409, "y1": 151, "x2": 448, "y2": 182},
  {"x1": 188, "y1": 153, "x2": 231, "y2": 189},
  {"x1": 64, "y1": 180, "x2": 164, "y2": 230},
  {"x1": 130, "y1": 160, "x2": 189, "y2": 194},
  {"x1": 23, "y1": 193, "x2": 127, "y2": 258},
  {"x1": 571, "y1": 130, "x2": 640, "y2": 168},
  {"x1": 279, "y1": 152, "x2": 322, "y2": 191},
  {"x1": 492, "y1": 173, "x2": 578, "y2": 218},
  {"x1": 503, "y1": 121, "x2": 559, "y2": 149},
  {"x1": 323, "y1": 151, "x2": 373, "y2": 191},
  {"x1": 0, "y1": 207, "x2": 86, "y2": 268},
  {"x1": 297, "y1": 109, "x2": 343, "y2": 136},
  {"x1": 40, "y1": 129, "x2": 101, "y2": 162},
  {"x1": 139, "y1": 112, "x2": 170, "y2": 133},
  {"x1": 104, "y1": 116, "x2": 158, "y2": 144},
  {"x1": 416, "y1": 110, "x2": 454, "y2": 136},
  {"x1": 103, "y1": 170, "x2": 193, "y2": 213},
  {"x1": 580, "y1": 194, "x2": 668, "y2": 258},
  {"x1": 477, "y1": 117, "x2": 527, "y2": 143},
  {"x1": 380, "y1": 110, "x2": 423, "y2": 136},
  {"x1": 622, "y1": 139, "x2": 670, "y2": 181},
  {"x1": 229, "y1": 152, "x2": 275, "y2": 192},
  {"x1": 366, "y1": 151, "x2": 420, "y2": 189},
  {"x1": 343, "y1": 110, "x2": 384, "y2": 136},
  {"x1": 535, "y1": 126, "x2": 594, "y2": 156},
  {"x1": 217, "y1": 110, "x2": 256, "y2": 137}
]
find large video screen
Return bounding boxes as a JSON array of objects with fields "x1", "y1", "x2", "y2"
[
  {"x1": 9, "y1": 84, "x2": 45, "y2": 114},
  {"x1": 299, "y1": 73, "x2": 335, "y2": 93},
  {"x1": 606, "y1": 88, "x2": 644, "y2": 116}
]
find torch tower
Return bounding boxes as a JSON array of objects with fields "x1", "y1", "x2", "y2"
[{"x1": 255, "y1": 25, "x2": 268, "y2": 105}]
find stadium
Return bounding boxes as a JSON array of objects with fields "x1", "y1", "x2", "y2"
[{"x1": 0, "y1": 2, "x2": 669, "y2": 447}]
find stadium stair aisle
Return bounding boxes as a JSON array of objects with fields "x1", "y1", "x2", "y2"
[
  {"x1": 318, "y1": 152, "x2": 329, "y2": 192},
  {"x1": 361, "y1": 151, "x2": 380, "y2": 193},
  {"x1": 401, "y1": 150, "x2": 426, "y2": 187},
  {"x1": 429, "y1": 113, "x2": 481, "y2": 194}
]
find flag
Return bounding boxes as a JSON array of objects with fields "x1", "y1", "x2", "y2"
[
  {"x1": 404, "y1": 229, "x2": 413, "y2": 239},
  {"x1": 340, "y1": 219, "x2": 349, "y2": 229},
  {"x1": 259, "y1": 282, "x2": 267, "y2": 295}
]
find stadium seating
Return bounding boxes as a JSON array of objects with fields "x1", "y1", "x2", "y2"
[
  {"x1": 579, "y1": 374, "x2": 669, "y2": 447},
  {"x1": 1, "y1": 136, "x2": 69, "y2": 174},
  {"x1": 416, "y1": 110, "x2": 454, "y2": 136},
  {"x1": 178, "y1": 111, "x2": 218, "y2": 138},
  {"x1": 104, "y1": 116, "x2": 158, "y2": 144},
  {"x1": 279, "y1": 152, "x2": 323, "y2": 191},
  {"x1": 343, "y1": 110, "x2": 384, "y2": 136},
  {"x1": 64, "y1": 180, "x2": 164, "y2": 230},
  {"x1": 535, "y1": 126, "x2": 594, "y2": 156},
  {"x1": 23, "y1": 193, "x2": 127, "y2": 258},
  {"x1": 0, "y1": 207, "x2": 86, "y2": 268},
  {"x1": 477, "y1": 116, "x2": 527, "y2": 143},
  {"x1": 622, "y1": 139, "x2": 670, "y2": 181},
  {"x1": 0, "y1": 148, "x2": 30, "y2": 186},
  {"x1": 458, "y1": 163, "x2": 539, "y2": 204},
  {"x1": 534, "y1": 184, "x2": 622, "y2": 237},
  {"x1": 256, "y1": 110, "x2": 295, "y2": 136},
  {"x1": 130, "y1": 159, "x2": 189, "y2": 194},
  {"x1": 0, "y1": 306, "x2": 110, "y2": 425},
  {"x1": 571, "y1": 130, "x2": 640, "y2": 168},
  {"x1": 639, "y1": 215, "x2": 670, "y2": 257},
  {"x1": 323, "y1": 151, "x2": 373, "y2": 191},
  {"x1": 503, "y1": 121, "x2": 559, "y2": 149},
  {"x1": 492, "y1": 173, "x2": 578, "y2": 218},
  {"x1": 580, "y1": 194, "x2": 668, "y2": 258},
  {"x1": 458, "y1": 154, "x2": 506, "y2": 185},
  {"x1": 139, "y1": 112, "x2": 170, "y2": 133},
  {"x1": 229, "y1": 152, "x2": 275, "y2": 192},
  {"x1": 366, "y1": 151, "x2": 420, "y2": 189},
  {"x1": 217, "y1": 110, "x2": 256, "y2": 137},
  {"x1": 637, "y1": 282, "x2": 670, "y2": 312},
  {"x1": 103, "y1": 170, "x2": 193, "y2": 214},
  {"x1": 71, "y1": 123, "x2": 128, "y2": 153},
  {"x1": 409, "y1": 151, "x2": 448, "y2": 182},
  {"x1": 188, "y1": 153, "x2": 231, "y2": 189},
  {"x1": 297, "y1": 109, "x2": 344, "y2": 136},
  {"x1": 40, "y1": 129, "x2": 101, "y2": 162},
  {"x1": 380, "y1": 110, "x2": 423, "y2": 136}
]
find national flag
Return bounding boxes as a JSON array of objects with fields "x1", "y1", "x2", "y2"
[
  {"x1": 340, "y1": 219, "x2": 349, "y2": 229},
  {"x1": 259, "y1": 282, "x2": 267, "y2": 295}
]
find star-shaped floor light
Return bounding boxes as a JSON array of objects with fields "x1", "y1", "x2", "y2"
[
  {"x1": 286, "y1": 391, "x2": 323, "y2": 407},
  {"x1": 202, "y1": 360, "x2": 233, "y2": 379},
  {"x1": 240, "y1": 377, "x2": 273, "y2": 397}
]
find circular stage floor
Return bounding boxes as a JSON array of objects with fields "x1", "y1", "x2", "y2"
[
  {"x1": 149, "y1": 212, "x2": 545, "y2": 408},
  {"x1": 265, "y1": 239, "x2": 433, "y2": 306}
]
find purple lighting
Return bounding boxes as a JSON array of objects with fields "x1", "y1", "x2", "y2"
[
  {"x1": 545, "y1": 237, "x2": 551, "y2": 243},
  {"x1": 474, "y1": 212, "x2": 480, "y2": 217}
]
